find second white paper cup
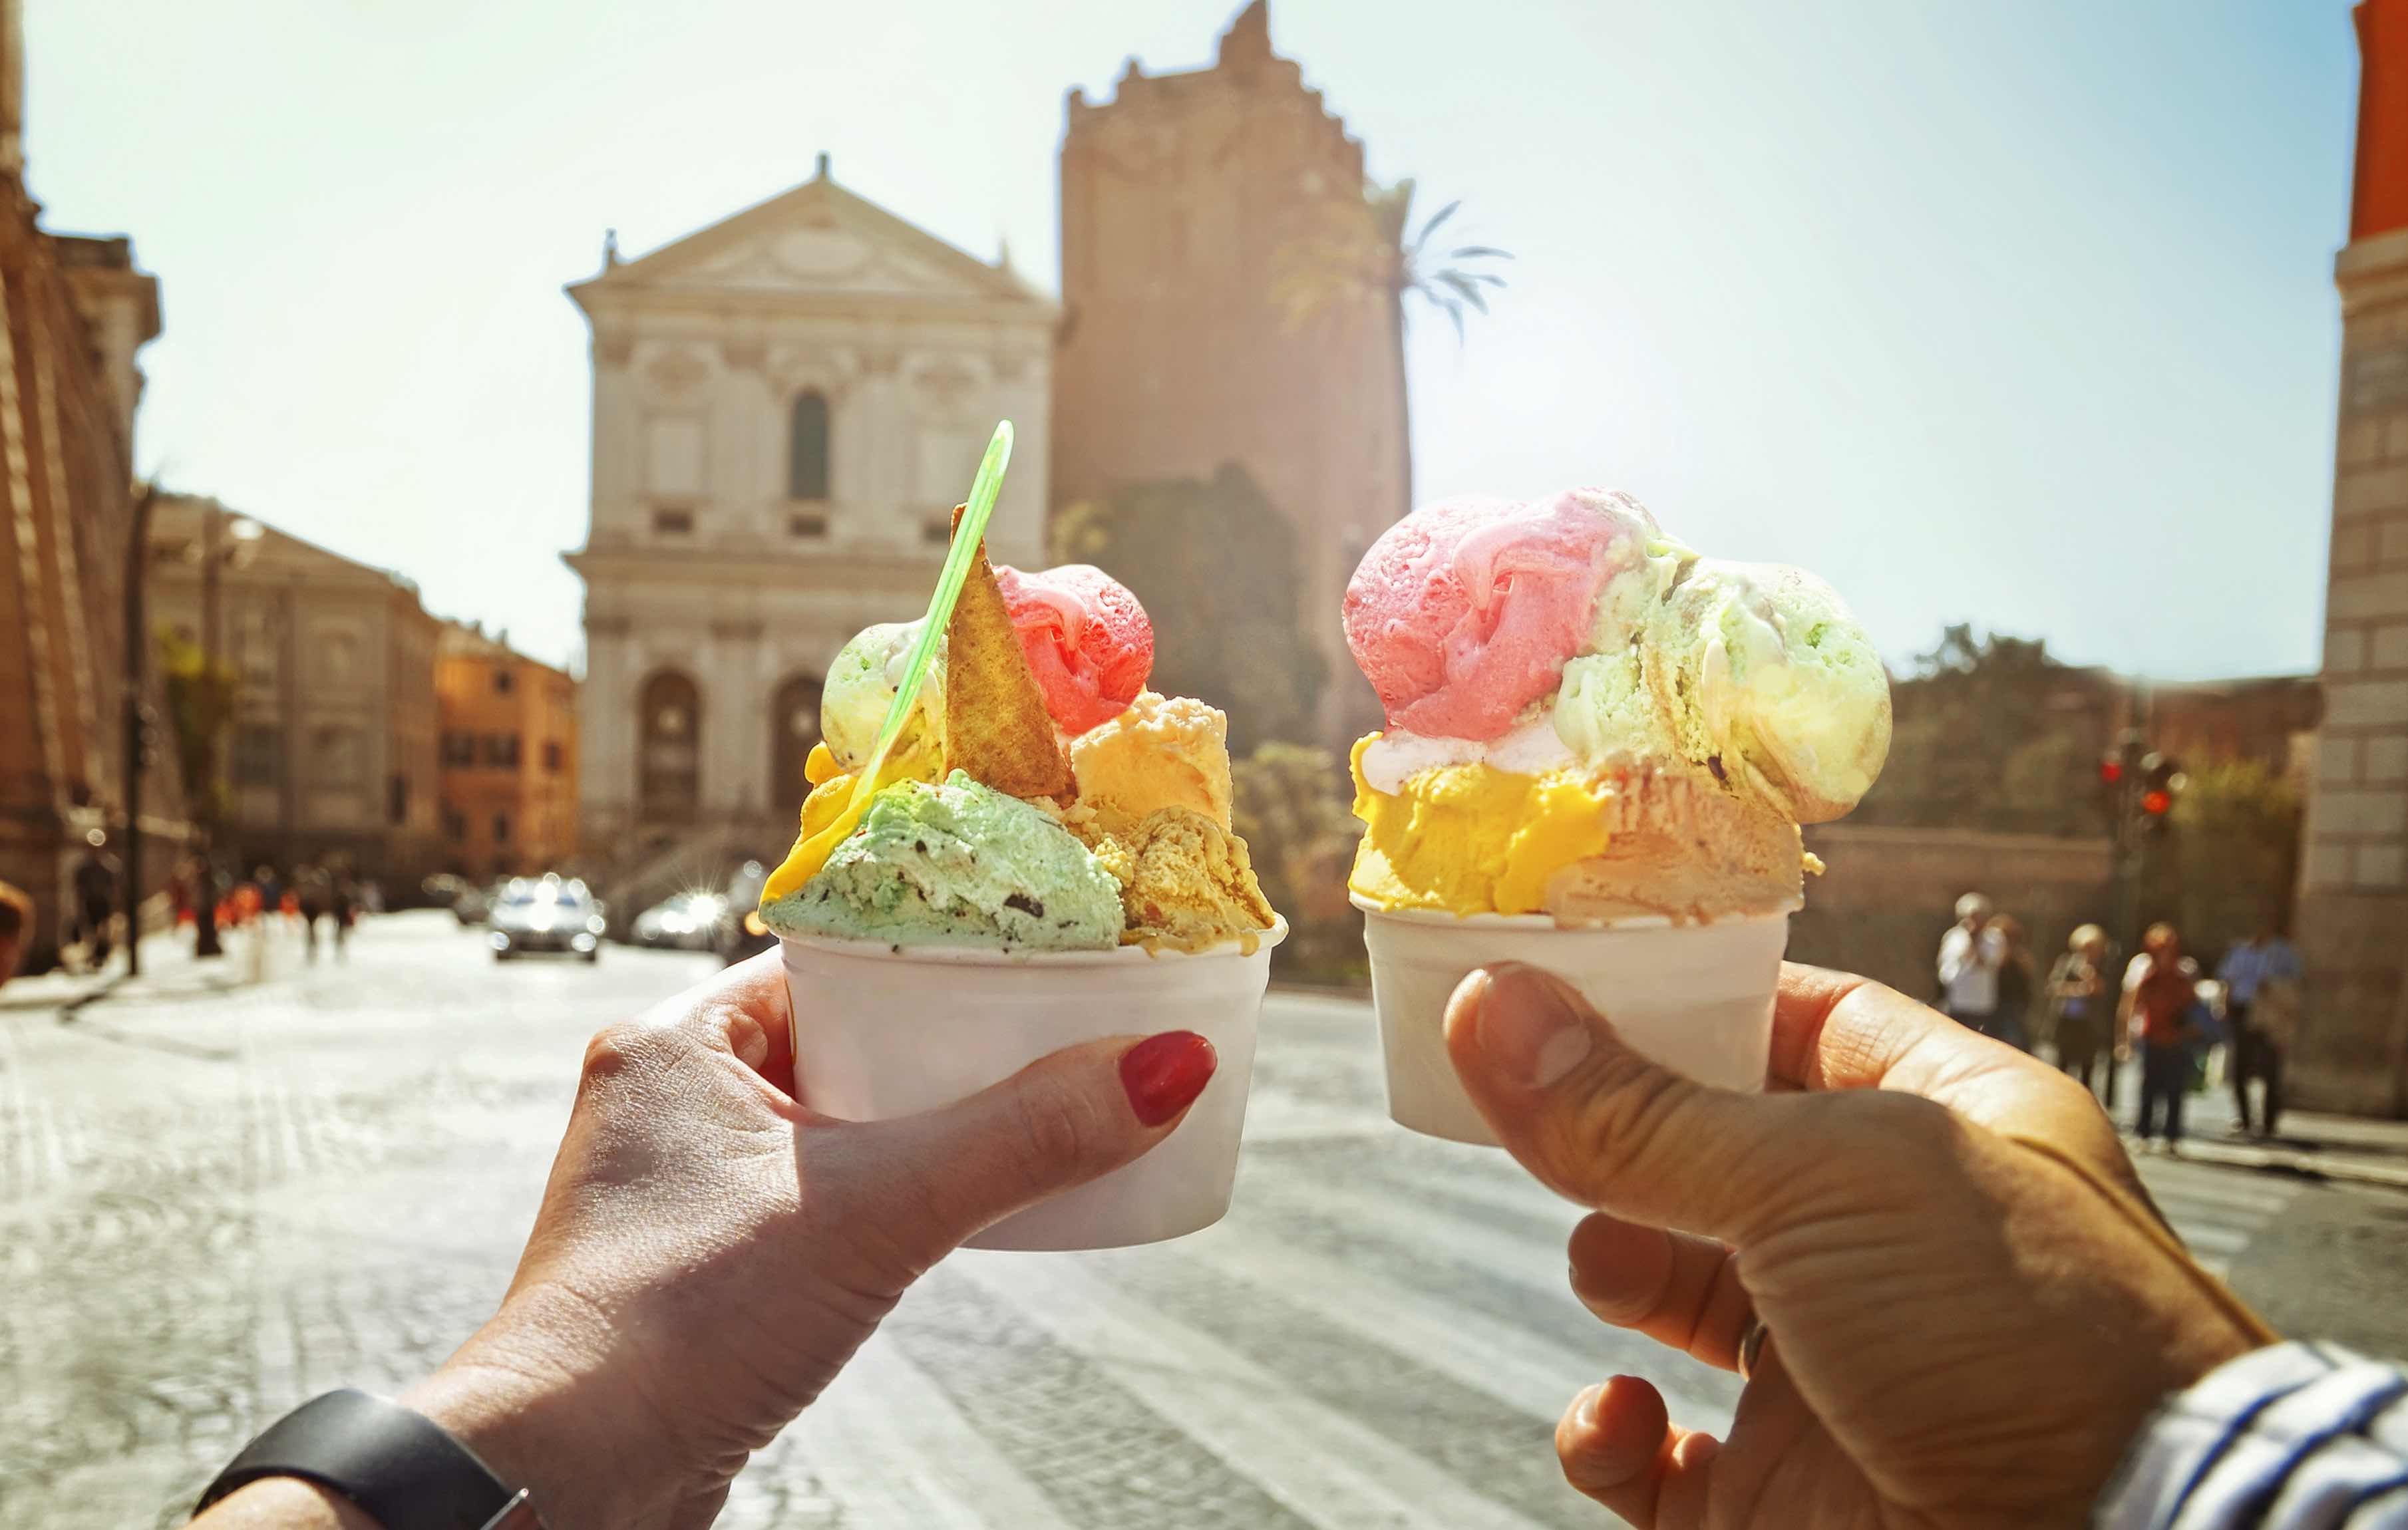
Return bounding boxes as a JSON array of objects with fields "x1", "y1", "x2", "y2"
[
  {"x1": 1357, "y1": 900, "x2": 1793, "y2": 1146},
  {"x1": 779, "y1": 921, "x2": 1284, "y2": 1250}
]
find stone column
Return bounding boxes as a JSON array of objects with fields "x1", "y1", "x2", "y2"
[{"x1": 2294, "y1": 0, "x2": 2408, "y2": 1117}]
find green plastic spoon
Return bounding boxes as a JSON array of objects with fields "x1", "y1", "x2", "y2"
[{"x1": 760, "y1": 420, "x2": 1013, "y2": 903}]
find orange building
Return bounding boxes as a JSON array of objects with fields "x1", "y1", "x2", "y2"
[{"x1": 435, "y1": 626, "x2": 578, "y2": 879}]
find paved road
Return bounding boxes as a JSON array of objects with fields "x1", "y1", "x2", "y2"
[{"x1": 1, "y1": 913, "x2": 2401, "y2": 1528}]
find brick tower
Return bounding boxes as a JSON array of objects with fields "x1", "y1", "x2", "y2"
[
  {"x1": 2296, "y1": 0, "x2": 2408, "y2": 1116},
  {"x1": 1052, "y1": 1, "x2": 1407, "y2": 748}
]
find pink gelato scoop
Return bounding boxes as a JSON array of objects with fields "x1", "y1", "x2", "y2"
[
  {"x1": 993, "y1": 563, "x2": 1155, "y2": 735},
  {"x1": 1343, "y1": 490, "x2": 1657, "y2": 740}
]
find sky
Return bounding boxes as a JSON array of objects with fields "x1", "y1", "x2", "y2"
[{"x1": 30, "y1": 1, "x2": 2359, "y2": 681}]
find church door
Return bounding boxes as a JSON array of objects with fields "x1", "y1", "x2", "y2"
[
  {"x1": 770, "y1": 675, "x2": 824, "y2": 812},
  {"x1": 639, "y1": 671, "x2": 702, "y2": 825}
]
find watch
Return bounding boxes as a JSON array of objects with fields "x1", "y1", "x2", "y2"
[{"x1": 195, "y1": 1389, "x2": 547, "y2": 1529}]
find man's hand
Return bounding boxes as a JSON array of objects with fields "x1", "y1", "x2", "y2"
[
  {"x1": 196, "y1": 951, "x2": 1216, "y2": 1530},
  {"x1": 1446, "y1": 961, "x2": 2267, "y2": 1529}
]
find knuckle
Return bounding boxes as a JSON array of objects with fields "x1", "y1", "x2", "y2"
[
  {"x1": 1010, "y1": 1076, "x2": 1119, "y2": 1185},
  {"x1": 1556, "y1": 1052, "x2": 1692, "y2": 1182},
  {"x1": 580, "y1": 1019, "x2": 672, "y2": 1088}
]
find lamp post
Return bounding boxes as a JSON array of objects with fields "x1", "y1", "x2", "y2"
[
  {"x1": 190, "y1": 500, "x2": 262, "y2": 959},
  {"x1": 120, "y1": 484, "x2": 158, "y2": 977}
]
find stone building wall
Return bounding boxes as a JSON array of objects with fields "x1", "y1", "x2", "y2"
[
  {"x1": 2292, "y1": 0, "x2": 2408, "y2": 1117},
  {"x1": 1052, "y1": 1, "x2": 1407, "y2": 748}
]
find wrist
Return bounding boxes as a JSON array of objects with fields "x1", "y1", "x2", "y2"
[{"x1": 401, "y1": 1289, "x2": 673, "y2": 1529}]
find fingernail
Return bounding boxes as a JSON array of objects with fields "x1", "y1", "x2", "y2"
[
  {"x1": 1478, "y1": 965, "x2": 1592, "y2": 1088},
  {"x1": 1120, "y1": 1031, "x2": 1218, "y2": 1126},
  {"x1": 1575, "y1": 1383, "x2": 1606, "y2": 1431}
]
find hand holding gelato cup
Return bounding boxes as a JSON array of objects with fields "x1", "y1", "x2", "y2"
[
  {"x1": 760, "y1": 440, "x2": 1283, "y2": 1247},
  {"x1": 1342, "y1": 489, "x2": 1891, "y2": 1144}
]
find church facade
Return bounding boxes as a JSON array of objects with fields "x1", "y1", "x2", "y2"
[{"x1": 565, "y1": 158, "x2": 1053, "y2": 861}]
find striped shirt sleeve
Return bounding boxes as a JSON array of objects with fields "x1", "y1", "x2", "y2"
[{"x1": 2095, "y1": 1342, "x2": 2408, "y2": 1529}]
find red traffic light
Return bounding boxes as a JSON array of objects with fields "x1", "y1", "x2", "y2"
[
  {"x1": 2099, "y1": 760, "x2": 2125, "y2": 785},
  {"x1": 2141, "y1": 789, "x2": 2172, "y2": 816}
]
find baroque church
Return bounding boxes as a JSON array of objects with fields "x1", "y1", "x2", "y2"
[
  {"x1": 568, "y1": 1, "x2": 1398, "y2": 867},
  {"x1": 565, "y1": 154, "x2": 1053, "y2": 863}
]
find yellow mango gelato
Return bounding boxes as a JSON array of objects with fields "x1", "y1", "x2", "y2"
[
  {"x1": 1067, "y1": 691, "x2": 1234, "y2": 836},
  {"x1": 1346, "y1": 736, "x2": 1613, "y2": 917}
]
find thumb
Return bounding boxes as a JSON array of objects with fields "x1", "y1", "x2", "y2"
[
  {"x1": 1445, "y1": 963, "x2": 1795, "y2": 1242},
  {"x1": 844, "y1": 1030, "x2": 1217, "y2": 1263}
]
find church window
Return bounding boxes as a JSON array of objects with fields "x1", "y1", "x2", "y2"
[
  {"x1": 787, "y1": 512, "x2": 827, "y2": 539},
  {"x1": 639, "y1": 671, "x2": 702, "y2": 825},
  {"x1": 788, "y1": 391, "x2": 831, "y2": 500},
  {"x1": 651, "y1": 508, "x2": 694, "y2": 536},
  {"x1": 769, "y1": 675, "x2": 824, "y2": 810}
]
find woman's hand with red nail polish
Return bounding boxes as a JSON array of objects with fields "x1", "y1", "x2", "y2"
[{"x1": 194, "y1": 954, "x2": 1214, "y2": 1530}]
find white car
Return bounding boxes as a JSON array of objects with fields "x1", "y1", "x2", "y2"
[
  {"x1": 631, "y1": 890, "x2": 730, "y2": 952},
  {"x1": 488, "y1": 876, "x2": 604, "y2": 963}
]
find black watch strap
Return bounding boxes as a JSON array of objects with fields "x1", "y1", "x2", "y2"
[{"x1": 195, "y1": 1388, "x2": 544, "y2": 1529}]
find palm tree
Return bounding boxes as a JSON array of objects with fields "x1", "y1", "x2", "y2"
[{"x1": 1274, "y1": 177, "x2": 1510, "y2": 517}]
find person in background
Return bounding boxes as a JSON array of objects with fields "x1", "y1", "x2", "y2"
[
  {"x1": 2218, "y1": 917, "x2": 2303, "y2": 1140},
  {"x1": 296, "y1": 865, "x2": 329, "y2": 961},
  {"x1": 0, "y1": 880, "x2": 33, "y2": 990},
  {"x1": 1936, "y1": 891, "x2": 2005, "y2": 1040},
  {"x1": 2049, "y1": 923, "x2": 2112, "y2": 1096},
  {"x1": 70, "y1": 832, "x2": 120, "y2": 972},
  {"x1": 330, "y1": 875, "x2": 357, "y2": 963},
  {"x1": 2125, "y1": 923, "x2": 2204, "y2": 1153},
  {"x1": 1989, "y1": 915, "x2": 2035, "y2": 1052}
]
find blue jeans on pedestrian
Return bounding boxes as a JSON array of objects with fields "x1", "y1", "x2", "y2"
[{"x1": 2139, "y1": 1042, "x2": 2188, "y2": 1142}]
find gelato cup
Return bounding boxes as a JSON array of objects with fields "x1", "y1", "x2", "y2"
[
  {"x1": 1355, "y1": 898, "x2": 1793, "y2": 1146},
  {"x1": 779, "y1": 920, "x2": 1286, "y2": 1249}
]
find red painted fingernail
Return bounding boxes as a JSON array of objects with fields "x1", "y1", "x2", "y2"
[{"x1": 1119, "y1": 1031, "x2": 1218, "y2": 1126}]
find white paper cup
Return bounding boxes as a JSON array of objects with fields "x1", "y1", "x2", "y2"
[
  {"x1": 1356, "y1": 899, "x2": 1793, "y2": 1146},
  {"x1": 779, "y1": 920, "x2": 1285, "y2": 1250}
]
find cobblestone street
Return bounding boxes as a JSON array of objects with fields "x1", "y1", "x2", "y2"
[{"x1": 5, "y1": 913, "x2": 2407, "y2": 1528}]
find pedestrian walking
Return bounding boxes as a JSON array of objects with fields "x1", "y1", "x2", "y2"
[
  {"x1": 1936, "y1": 891, "x2": 2006, "y2": 1040},
  {"x1": 2047, "y1": 923, "x2": 2112, "y2": 1095},
  {"x1": 2218, "y1": 919, "x2": 2302, "y2": 1139},
  {"x1": 0, "y1": 879, "x2": 31, "y2": 990},
  {"x1": 2125, "y1": 923, "x2": 2204, "y2": 1151},
  {"x1": 1990, "y1": 915, "x2": 2035, "y2": 1052},
  {"x1": 297, "y1": 865, "x2": 329, "y2": 963},
  {"x1": 331, "y1": 876, "x2": 356, "y2": 963},
  {"x1": 69, "y1": 832, "x2": 120, "y2": 972}
]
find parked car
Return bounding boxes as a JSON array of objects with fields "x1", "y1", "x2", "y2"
[
  {"x1": 630, "y1": 890, "x2": 730, "y2": 952},
  {"x1": 718, "y1": 859, "x2": 777, "y2": 967},
  {"x1": 488, "y1": 875, "x2": 603, "y2": 962}
]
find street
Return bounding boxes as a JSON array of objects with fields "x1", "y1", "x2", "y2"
[{"x1": 4, "y1": 914, "x2": 2407, "y2": 1529}]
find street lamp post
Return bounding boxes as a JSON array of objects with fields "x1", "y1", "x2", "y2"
[{"x1": 120, "y1": 484, "x2": 158, "y2": 977}]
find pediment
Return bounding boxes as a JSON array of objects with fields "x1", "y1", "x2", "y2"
[{"x1": 577, "y1": 174, "x2": 1047, "y2": 309}]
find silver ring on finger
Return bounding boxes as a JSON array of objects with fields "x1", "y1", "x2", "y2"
[{"x1": 1737, "y1": 1316, "x2": 1770, "y2": 1382}]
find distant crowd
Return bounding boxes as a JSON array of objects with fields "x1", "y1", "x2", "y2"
[
  {"x1": 1937, "y1": 892, "x2": 2303, "y2": 1148},
  {"x1": 0, "y1": 838, "x2": 387, "y2": 991}
]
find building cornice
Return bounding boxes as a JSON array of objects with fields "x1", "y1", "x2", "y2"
[
  {"x1": 2337, "y1": 227, "x2": 2408, "y2": 311},
  {"x1": 562, "y1": 543, "x2": 944, "y2": 595}
]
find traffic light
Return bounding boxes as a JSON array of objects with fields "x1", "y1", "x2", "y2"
[{"x1": 2139, "y1": 752, "x2": 2182, "y2": 829}]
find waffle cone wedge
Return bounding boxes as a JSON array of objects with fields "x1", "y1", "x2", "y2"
[{"x1": 944, "y1": 506, "x2": 1073, "y2": 800}]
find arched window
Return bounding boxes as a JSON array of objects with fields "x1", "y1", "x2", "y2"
[
  {"x1": 770, "y1": 675, "x2": 824, "y2": 811},
  {"x1": 638, "y1": 670, "x2": 702, "y2": 825},
  {"x1": 788, "y1": 391, "x2": 830, "y2": 500}
]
